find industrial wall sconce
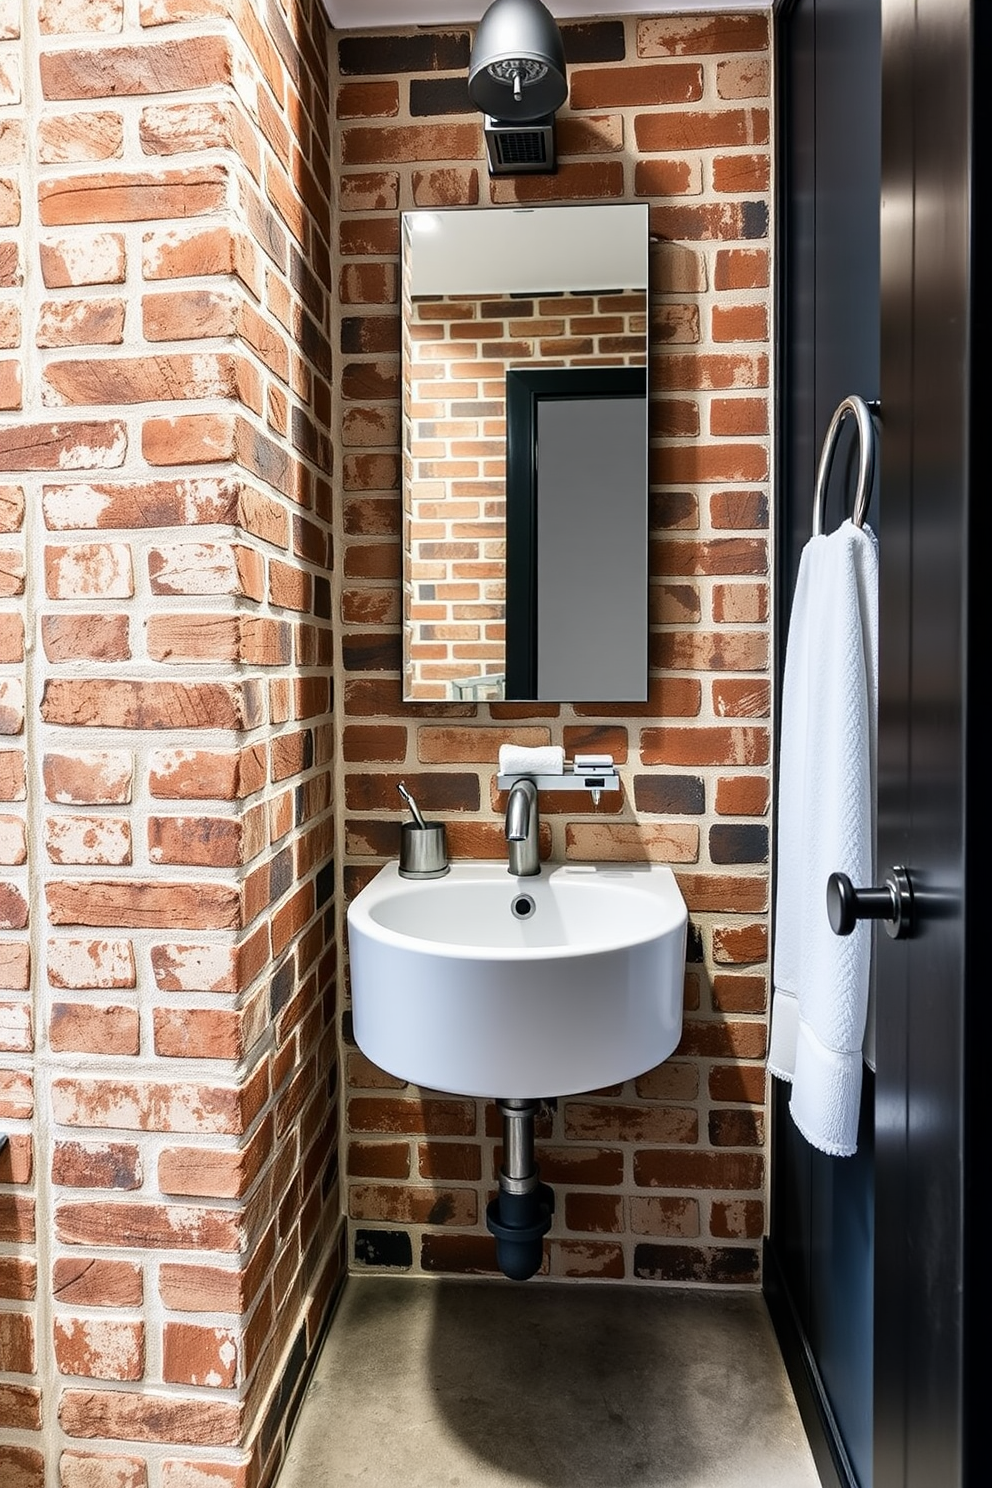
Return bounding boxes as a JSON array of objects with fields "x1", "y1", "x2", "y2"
[{"x1": 468, "y1": 0, "x2": 567, "y2": 176}]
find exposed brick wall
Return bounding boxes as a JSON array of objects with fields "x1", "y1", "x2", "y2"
[
  {"x1": 336, "y1": 13, "x2": 774, "y2": 1284},
  {"x1": 2, "y1": 2, "x2": 341, "y2": 1485}
]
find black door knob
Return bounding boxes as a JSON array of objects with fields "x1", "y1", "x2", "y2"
[{"x1": 826, "y1": 866, "x2": 914, "y2": 939}]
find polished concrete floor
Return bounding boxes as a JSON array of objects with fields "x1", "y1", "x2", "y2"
[{"x1": 277, "y1": 1276, "x2": 821, "y2": 1488}]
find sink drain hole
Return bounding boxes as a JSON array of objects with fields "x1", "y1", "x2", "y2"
[{"x1": 511, "y1": 893, "x2": 536, "y2": 920}]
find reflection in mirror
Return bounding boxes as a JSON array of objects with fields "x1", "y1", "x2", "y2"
[{"x1": 402, "y1": 204, "x2": 648, "y2": 703}]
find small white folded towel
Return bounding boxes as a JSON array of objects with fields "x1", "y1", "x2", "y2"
[
  {"x1": 768, "y1": 519, "x2": 878, "y2": 1157},
  {"x1": 498, "y1": 744, "x2": 564, "y2": 776}
]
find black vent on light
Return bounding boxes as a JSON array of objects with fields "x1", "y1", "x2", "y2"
[{"x1": 484, "y1": 113, "x2": 556, "y2": 175}]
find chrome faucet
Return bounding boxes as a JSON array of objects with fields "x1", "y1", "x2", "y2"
[{"x1": 505, "y1": 777, "x2": 540, "y2": 876}]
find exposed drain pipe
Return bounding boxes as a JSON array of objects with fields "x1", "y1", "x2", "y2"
[{"x1": 485, "y1": 1098, "x2": 555, "y2": 1280}]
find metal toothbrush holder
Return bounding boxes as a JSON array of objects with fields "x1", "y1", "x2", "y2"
[{"x1": 399, "y1": 820, "x2": 449, "y2": 879}]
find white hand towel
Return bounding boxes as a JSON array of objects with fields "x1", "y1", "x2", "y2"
[
  {"x1": 768, "y1": 520, "x2": 878, "y2": 1157},
  {"x1": 498, "y1": 744, "x2": 564, "y2": 776}
]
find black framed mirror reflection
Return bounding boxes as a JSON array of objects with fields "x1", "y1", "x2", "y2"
[{"x1": 505, "y1": 366, "x2": 648, "y2": 701}]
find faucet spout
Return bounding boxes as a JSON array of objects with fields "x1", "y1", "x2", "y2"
[{"x1": 505, "y1": 778, "x2": 540, "y2": 877}]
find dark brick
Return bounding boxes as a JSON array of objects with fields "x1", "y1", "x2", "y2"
[
  {"x1": 270, "y1": 958, "x2": 296, "y2": 1017},
  {"x1": 709, "y1": 1109, "x2": 764, "y2": 1147},
  {"x1": 686, "y1": 921, "x2": 704, "y2": 963},
  {"x1": 341, "y1": 316, "x2": 400, "y2": 355},
  {"x1": 341, "y1": 632, "x2": 402, "y2": 672},
  {"x1": 290, "y1": 246, "x2": 325, "y2": 319},
  {"x1": 313, "y1": 575, "x2": 331, "y2": 619},
  {"x1": 633, "y1": 774, "x2": 705, "y2": 814},
  {"x1": 339, "y1": 33, "x2": 471, "y2": 76},
  {"x1": 650, "y1": 491, "x2": 698, "y2": 530},
  {"x1": 268, "y1": 844, "x2": 292, "y2": 902},
  {"x1": 315, "y1": 861, "x2": 334, "y2": 910},
  {"x1": 345, "y1": 772, "x2": 480, "y2": 813},
  {"x1": 354, "y1": 1228, "x2": 413, "y2": 1268},
  {"x1": 410, "y1": 77, "x2": 473, "y2": 116},
  {"x1": 741, "y1": 201, "x2": 769, "y2": 239},
  {"x1": 561, "y1": 21, "x2": 626, "y2": 63},
  {"x1": 420, "y1": 1232, "x2": 500, "y2": 1274},
  {"x1": 633, "y1": 1244, "x2": 759, "y2": 1284},
  {"x1": 709, "y1": 823, "x2": 769, "y2": 864}
]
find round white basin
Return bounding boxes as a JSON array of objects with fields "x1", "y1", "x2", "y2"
[{"x1": 346, "y1": 861, "x2": 687, "y2": 1099}]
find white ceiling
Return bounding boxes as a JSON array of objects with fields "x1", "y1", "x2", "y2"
[{"x1": 322, "y1": 2, "x2": 771, "y2": 29}]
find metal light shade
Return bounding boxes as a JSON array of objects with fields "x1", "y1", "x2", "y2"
[{"x1": 468, "y1": 0, "x2": 568, "y2": 123}]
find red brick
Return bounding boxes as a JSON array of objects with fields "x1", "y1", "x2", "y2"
[
  {"x1": 712, "y1": 675, "x2": 770, "y2": 714},
  {"x1": 0, "y1": 1447, "x2": 44, "y2": 1488},
  {"x1": 41, "y1": 37, "x2": 232, "y2": 100},
  {"x1": 348, "y1": 1097, "x2": 476, "y2": 1137},
  {"x1": 41, "y1": 615, "x2": 131, "y2": 663},
  {"x1": 711, "y1": 923, "x2": 768, "y2": 965},
  {"x1": 715, "y1": 776, "x2": 769, "y2": 815},
  {"x1": 635, "y1": 108, "x2": 769, "y2": 152},
  {"x1": 349, "y1": 1183, "x2": 477, "y2": 1227},
  {"x1": 712, "y1": 304, "x2": 769, "y2": 341},
  {"x1": 54, "y1": 1317, "x2": 144, "y2": 1381},
  {"x1": 564, "y1": 1102, "x2": 697, "y2": 1145},
  {"x1": 0, "y1": 1257, "x2": 36, "y2": 1300},
  {"x1": 711, "y1": 1198, "x2": 764, "y2": 1239},
  {"x1": 39, "y1": 167, "x2": 230, "y2": 226},
  {"x1": 40, "y1": 679, "x2": 263, "y2": 731},
  {"x1": 38, "y1": 111, "x2": 124, "y2": 165},
  {"x1": 341, "y1": 124, "x2": 480, "y2": 165},
  {"x1": 0, "y1": 420, "x2": 127, "y2": 471},
  {"x1": 47, "y1": 939, "x2": 135, "y2": 989},
  {"x1": 710, "y1": 397, "x2": 769, "y2": 436},
  {"x1": 54, "y1": 1063, "x2": 263, "y2": 1134},
  {"x1": 148, "y1": 746, "x2": 266, "y2": 800},
  {"x1": 337, "y1": 82, "x2": 400, "y2": 119},
  {"x1": 50, "y1": 1004, "x2": 139, "y2": 1055},
  {"x1": 153, "y1": 1005, "x2": 247, "y2": 1062},
  {"x1": 713, "y1": 153, "x2": 771, "y2": 194},
  {"x1": 46, "y1": 879, "x2": 241, "y2": 931},
  {"x1": 714, "y1": 247, "x2": 770, "y2": 290},
  {"x1": 162, "y1": 1322, "x2": 238, "y2": 1388},
  {"x1": 58, "y1": 1389, "x2": 240, "y2": 1446},
  {"x1": 0, "y1": 1382, "x2": 41, "y2": 1431},
  {"x1": 633, "y1": 1150, "x2": 763, "y2": 1191},
  {"x1": 490, "y1": 160, "x2": 624, "y2": 203},
  {"x1": 56, "y1": 1201, "x2": 242, "y2": 1254},
  {"x1": 710, "y1": 1064, "x2": 767, "y2": 1105},
  {"x1": 629, "y1": 1195, "x2": 700, "y2": 1237},
  {"x1": 554, "y1": 1241, "x2": 625, "y2": 1280},
  {"x1": 37, "y1": 297, "x2": 125, "y2": 346},
  {"x1": 40, "y1": 232, "x2": 126, "y2": 287},
  {"x1": 348, "y1": 1141, "x2": 411, "y2": 1179},
  {"x1": 637, "y1": 15, "x2": 769, "y2": 55},
  {"x1": 52, "y1": 1142, "x2": 141, "y2": 1190},
  {"x1": 0, "y1": 1310, "x2": 35, "y2": 1371},
  {"x1": 571, "y1": 62, "x2": 702, "y2": 109},
  {"x1": 678, "y1": 1017, "x2": 766, "y2": 1060},
  {"x1": 58, "y1": 1455, "x2": 148, "y2": 1488},
  {"x1": 640, "y1": 725, "x2": 768, "y2": 767}
]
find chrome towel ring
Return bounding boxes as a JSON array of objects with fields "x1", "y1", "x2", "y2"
[{"x1": 811, "y1": 394, "x2": 878, "y2": 536}]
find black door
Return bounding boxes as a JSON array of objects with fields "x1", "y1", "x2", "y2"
[
  {"x1": 772, "y1": 3, "x2": 985, "y2": 1487},
  {"x1": 874, "y1": 2, "x2": 984, "y2": 1484},
  {"x1": 767, "y1": 3, "x2": 880, "y2": 1486}
]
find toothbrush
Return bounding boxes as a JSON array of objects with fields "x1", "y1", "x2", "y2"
[{"x1": 397, "y1": 781, "x2": 427, "y2": 830}]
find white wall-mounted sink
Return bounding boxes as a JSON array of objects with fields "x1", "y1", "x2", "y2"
[{"x1": 346, "y1": 862, "x2": 688, "y2": 1099}]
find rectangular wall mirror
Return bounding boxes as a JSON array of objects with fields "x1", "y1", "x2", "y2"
[{"x1": 401, "y1": 203, "x2": 649, "y2": 703}]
